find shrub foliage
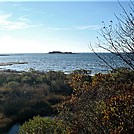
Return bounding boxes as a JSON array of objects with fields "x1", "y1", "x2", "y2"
[
  {"x1": 19, "y1": 116, "x2": 71, "y2": 134},
  {"x1": 58, "y1": 68, "x2": 134, "y2": 134},
  {"x1": 0, "y1": 68, "x2": 134, "y2": 133}
]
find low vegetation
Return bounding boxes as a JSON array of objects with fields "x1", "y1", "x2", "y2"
[
  {"x1": 19, "y1": 116, "x2": 71, "y2": 134},
  {"x1": 0, "y1": 68, "x2": 133, "y2": 133},
  {"x1": 0, "y1": 69, "x2": 73, "y2": 133},
  {"x1": 57, "y1": 68, "x2": 134, "y2": 134}
]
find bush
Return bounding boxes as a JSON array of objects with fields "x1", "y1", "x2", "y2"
[
  {"x1": 5, "y1": 81, "x2": 20, "y2": 90},
  {"x1": 19, "y1": 116, "x2": 71, "y2": 134},
  {"x1": 101, "y1": 93, "x2": 134, "y2": 134},
  {"x1": 58, "y1": 69, "x2": 134, "y2": 134}
]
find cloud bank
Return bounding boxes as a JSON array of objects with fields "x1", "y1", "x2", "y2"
[{"x1": 0, "y1": 13, "x2": 41, "y2": 30}]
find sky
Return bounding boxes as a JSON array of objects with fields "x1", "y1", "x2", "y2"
[{"x1": 0, "y1": 0, "x2": 132, "y2": 53}]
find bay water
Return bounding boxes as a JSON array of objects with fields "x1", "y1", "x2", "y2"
[{"x1": 0, "y1": 53, "x2": 126, "y2": 75}]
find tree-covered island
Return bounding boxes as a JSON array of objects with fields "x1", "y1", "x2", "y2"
[{"x1": 48, "y1": 51, "x2": 75, "y2": 54}]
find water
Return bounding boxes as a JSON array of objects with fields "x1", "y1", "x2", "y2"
[
  {"x1": 8, "y1": 124, "x2": 19, "y2": 134},
  {"x1": 0, "y1": 53, "x2": 127, "y2": 75}
]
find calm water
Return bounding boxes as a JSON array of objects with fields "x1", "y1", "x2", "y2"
[
  {"x1": 0, "y1": 53, "x2": 126, "y2": 75},
  {"x1": 8, "y1": 124, "x2": 19, "y2": 134}
]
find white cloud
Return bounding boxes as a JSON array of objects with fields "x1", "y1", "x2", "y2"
[
  {"x1": 75, "y1": 25, "x2": 101, "y2": 30},
  {"x1": 47, "y1": 25, "x2": 101, "y2": 31},
  {"x1": 0, "y1": 14, "x2": 11, "y2": 23},
  {"x1": 47, "y1": 27, "x2": 71, "y2": 31},
  {"x1": 0, "y1": 13, "x2": 41, "y2": 30},
  {"x1": 18, "y1": 13, "x2": 33, "y2": 22}
]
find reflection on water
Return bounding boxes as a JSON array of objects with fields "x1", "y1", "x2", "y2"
[{"x1": 8, "y1": 124, "x2": 19, "y2": 134}]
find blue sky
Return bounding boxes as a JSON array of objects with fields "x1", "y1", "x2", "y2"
[{"x1": 0, "y1": 0, "x2": 132, "y2": 53}]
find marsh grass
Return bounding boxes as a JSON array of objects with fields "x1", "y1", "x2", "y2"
[{"x1": 0, "y1": 70, "x2": 73, "y2": 132}]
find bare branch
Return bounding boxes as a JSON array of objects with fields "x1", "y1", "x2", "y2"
[{"x1": 92, "y1": 1, "x2": 134, "y2": 70}]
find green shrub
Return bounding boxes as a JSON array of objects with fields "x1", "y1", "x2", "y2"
[
  {"x1": 5, "y1": 81, "x2": 20, "y2": 90},
  {"x1": 19, "y1": 116, "x2": 71, "y2": 134}
]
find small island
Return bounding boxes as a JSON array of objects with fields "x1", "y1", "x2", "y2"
[
  {"x1": 48, "y1": 51, "x2": 75, "y2": 54},
  {"x1": 0, "y1": 54, "x2": 10, "y2": 56}
]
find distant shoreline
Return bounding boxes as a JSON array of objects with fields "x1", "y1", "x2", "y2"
[
  {"x1": 0, "y1": 54, "x2": 10, "y2": 56},
  {"x1": 48, "y1": 51, "x2": 76, "y2": 54},
  {"x1": 0, "y1": 62, "x2": 28, "y2": 66}
]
